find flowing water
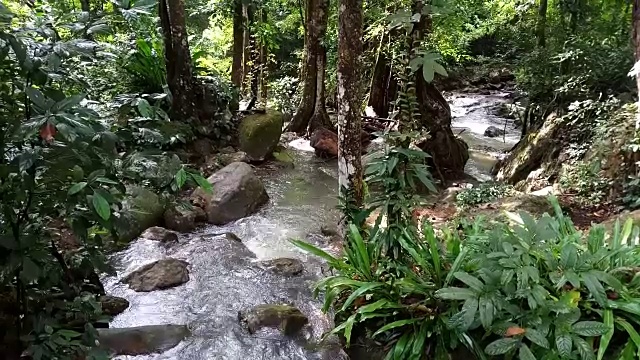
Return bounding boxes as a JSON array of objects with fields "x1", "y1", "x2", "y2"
[{"x1": 103, "y1": 91, "x2": 517, "y2": 360}]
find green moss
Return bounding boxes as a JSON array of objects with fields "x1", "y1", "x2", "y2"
[{"x1": 238, "y1": 111, "x2": 284, "y2": 161}]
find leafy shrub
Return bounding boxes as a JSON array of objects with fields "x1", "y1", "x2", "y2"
[
  {"x1": 122, "y1": 38, "x2": 166, "y2": 93},
  {"x1": 437, "y1": 200, "x2": 640, "y2": 360},
  {"x1": 559, "y1": 160, "x2": 610, "y2": 205},
  {"x1": 456, "y1": 183, "x2": 514, "y2": 208}
]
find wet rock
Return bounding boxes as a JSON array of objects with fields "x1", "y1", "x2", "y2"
[
  {"x1": 310, "y1": 128, "x2": 338, "y2": 158},
  {"x1": 279, "y1": 131, "x2": 298, "y2": 146},
  {"x1": 97, "y1": 324, "x2": 189, "y2": 356},
  {"x1": 201, "y1": 232, "x2": 242, "y2": 242},
  {"x1": 191, "y1": 162, "x2": 269, "y2": 225},
  {"x1": 219, "y1": 151, "x2": 250, "y2": 166},
  {"x1": 260, "y1": 258, "x2": 304, "y2": 276},
  {"x1": 100, "y1": 295, "x2": 130, "y2": 316},
  {"x1": 320, "y1": 224, "x2": 339, "y2": 237},
  {"x1": 483, "y1": 125, "x2": 505, "y2": 138},
  {"x1": 141, "y1": 226, "x2": 178, "y2": 243},
  {"x1": 122, "y1": 258, "x2": 189, "y2": 292},
  {"x1": 239, "y1": 111, "x2": 284, "y2": 161},
  {"x1": 239, "y1": 304, "x2": 308, "y2": 336},
  {"x1": 164, "y1": 204, "x2": 198, "y2": 233}
]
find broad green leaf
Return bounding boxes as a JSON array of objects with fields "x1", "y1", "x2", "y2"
[
  {"x1": 26, "y1": 87, "x2": 52, "y2": 110},
  {"x1": 479, "y1": 295, "x2": 495, "y2": 329},
  {"x1": 373, "y1": 319, "x2": 420, "y2": 337},
  {"x1": 555, "y1": 333, "x2": 573, "y2": 357},
  {"x1": 68, "y1": 182, "x2": 87, "y2": 195},
  {"x1": 57, "y1": 329, "x2": 82, "y2": 338},
  {"x1": 87, "y1": 23, "x2": 110, "y2": 35},
  {"x1": 191, "y1": 173, "x2": 213, "y2": 194},
  {"x1": 461, "y1": 297, "x2": 478, "y2": 330},
  {"x1": 435, "y1": 287, "x2": 476, "y2": 300},
  {"x1": 596, "y1": 310, "x2": 614, "y2": 360},
  {"x1": 484, "y1": 337, "x2": 519, "y2": 356},
  {"x1": 54, "y1": 94, "x2": 85, "y2": 112},
  {"x1": 175, "y1": 168, "x2": 188, "y2": 188},
  {"x1": 95, "y1": 177, "x2": 119, "y2": 185},
  {"x1": 525, "y1": 328, "x2": 549, "y2": 349},
  {"x1": 519, "y1": 344, "x2": 537, "y2": 360},
  {"x1": 92, "y1": 192, "x2": 111, "y2": 220},
  {"x1": 573, "y1": 336, "x2": 595, "y2": 360},
  {"x1": 582, "y1": 272, "x2": 607, "y2": 306},
  {"x1": 136, "y1": 98, "x2": 154, "y2": 118},
  {"x1": 572, "y1": 321, "x2": 610, "y2": 337},
  {"x1": 454, "y1": 272, "x2": 484, "y2": 292}
]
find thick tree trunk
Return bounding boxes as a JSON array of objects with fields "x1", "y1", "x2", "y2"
[
  {"x1": 536, "y1": 0, "x2": 548, "y2": 47},
  {"x1": 249, "y1": 11, "x2": 259, "y2": 108},
  {"x1": 413, "y1": 1, "x2": 468, "y2": 176},
  {"x1": 231, "y1": 0, "x2": 244, "y2": 89},
  {"x1": 159, "y1": 0, "x2": 198, "y2": 123},
  {"x1": 337, "y1": 0, "x2": 364, "y2": 208},
  {"x1": 287, "y1": 0, "x2": 331, "y2": 134}
]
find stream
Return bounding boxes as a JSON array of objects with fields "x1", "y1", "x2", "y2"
[{"x1": 102, "y1": 90, "x2": 519, "y2": 360}]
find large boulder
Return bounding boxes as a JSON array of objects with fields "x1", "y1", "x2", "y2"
[
  {"x1": 238, "y1": 304, "x2": 308, "y2": 335},
  {"x1": 191, "y1": 162, "x2": 269, "y2": 225},
  {"x1": 163, "y1": 204, "x2": 202, "y2": 233},
  {"x1": 238, "y1": 111, "x2": 284, "y2": 161},
  {"x1": 122, "y1": 258, "x2": 189, "y2": 292},
  {"x1": 98, "y1": 324, "x2": 189, "y2": 356},
  {"x1": 115, "y1": 186, "x2": 166, "y2": 244}
]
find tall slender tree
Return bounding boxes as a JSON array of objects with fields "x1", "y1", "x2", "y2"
[
  {"x1": 231, "y1": 0, "x2": 244, "y2": 89},
  {"x1": 337, "y1": 0, "x2": 364, "y2": 209},
  {"x1": 536, "y1": 0, "x2": 548, "y2": 47},
  {"x1": 634, "y1": 0, "x2": 640, "y2": 129},
  {"x1": 287, "y1": 0, "x2": 332, "y2": 134}
]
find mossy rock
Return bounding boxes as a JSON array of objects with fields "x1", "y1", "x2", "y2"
[
  {"x1": 238, "y1": 111, "x2": 284, "y2": 161},
  {"x1": 114, "y1": 186, "x2": 166, "y2": 244}
]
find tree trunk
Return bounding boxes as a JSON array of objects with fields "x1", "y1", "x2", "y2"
[
  {"x1": 634, "y1": 0, "x2": 640, "y2": 129},
  {"x1": 159, "y1": 0, "x2": 198, "y2": 123},
  {"x1": 309, "y1": 48, "x2": 331, "y2": 132},
  {"x1": 536, "y1": 0, "x2": 548, "y2": 47},
  {"x1": 368, "y1": 52, "x2": 393, "y2": 118},
  {"x1": 231, "y1": 0, "x2": 244, "y2": 89},
  {"x1": 249, "y1": 9, "x2": 259, "y2": 109},
  {"x1": 287, "y1": 0, "x2": 331, "y2": 134},
  {"x1": 413, "y1": 1, "x2": 468, "y2": 176},
  {"x1": 337, "y1": 0, "x2": 364, "y2": 208},
  {"x1": 242, "y1": 4, "x2": 252, "y2": 95},
  {"x1": 258, "y1": 10, "x2": 268, "y2": 109}
]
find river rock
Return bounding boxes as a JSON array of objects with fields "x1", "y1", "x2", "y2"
[
  {"x1": 97, "y1": 324, "x2": 190, "y2": 356},
  {"x1": 239, "y1": 111, "x2": 284, "y2": 161},
  {"x1": 310, "y1": 128, "x2": 338, "y2": 158},
  {"x1": 191, "y1": 162, "x2": 269, "y2": 225},
  {"x1": 122, "y1": 258, "x2": 189, "y2": 292},
  {"x1": 100, "y1": 295, "x2": 130, "y2": 316},
  {"x1": 141, "y1": 227, "x2": 178, "y2": 243},
  {"x1": 239, "y1": 304, "x2": 309, "y2": 335},
  {"x1": 260, "y1": 258, "x2": 304, "y2": 276},
  {"x1": 164, "y1": 204, "x2": 199, "y2": 233},
  {"x1": 484, "y1": 125, "x2": 505, "y2": 138},
  {"x1": 219, "y1": 151, "x2": 250, "y2": 166},
  {"x1": 320, "y1": 224, "x2": 339, "y2": 237}
]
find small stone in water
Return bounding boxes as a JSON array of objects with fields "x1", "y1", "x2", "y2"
[
  {"x1": 239, "y1": 304, "x2": 309, "y2": 336},
  {"x1": 260, "y1": 258, "x2": 303, "y2": 276}
]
